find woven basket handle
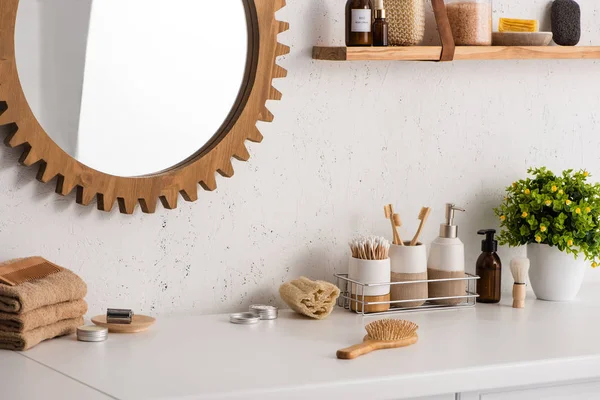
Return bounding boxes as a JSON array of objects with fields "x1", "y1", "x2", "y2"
[{"x1": 431, "y1": 0, "x2": 456, "y2": 61}]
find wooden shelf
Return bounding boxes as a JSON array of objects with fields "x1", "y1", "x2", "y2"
[{"x1": 312, "y1": 46, "x2": 600, "y2": 61}]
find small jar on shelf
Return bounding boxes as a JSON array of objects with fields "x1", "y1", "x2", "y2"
[{"x1": 445, "y1": 0, "x2": 492, "y2": 46}]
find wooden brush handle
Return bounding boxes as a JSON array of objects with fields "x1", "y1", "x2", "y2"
[
  {"x1": 394, "y1": 222, "x2": 404, "y2": 246},
  {"x1": 337, "y1": 340, "x2": 379, "y2": 360},
  {"x1": 513, "y1": 283, "x2": 526, "y2": 308},
  {"x1": 390, "y1": 219, "x2": 400, "y2": 245},
  {"x1": 337, "y1": 335, "x2": 418, "y2": 360},
  {"x1": 387, "y1": 206, "x2": 400, "y2": 245},
  {"x1": 410, "y1": 220, "x2": 426, "y2": 246}
]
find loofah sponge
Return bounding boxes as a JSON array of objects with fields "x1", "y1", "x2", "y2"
[
  {"x1": 551, "y1": 0, "x2": 581, "y2": 46},
  {"x1": 279, "y1": 277, "x2": 340, "y2": 320}
]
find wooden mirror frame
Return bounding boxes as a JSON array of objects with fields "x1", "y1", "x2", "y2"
[{"x1": 0, "y1": 0, "x2": 289, "y2": 214}]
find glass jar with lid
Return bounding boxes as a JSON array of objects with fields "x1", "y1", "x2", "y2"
[{"x1": 445, "y1": 0, "x2": 492, "y2": 46}]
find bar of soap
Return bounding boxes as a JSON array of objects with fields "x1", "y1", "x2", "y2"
[
  {"x1": 551, "y1": 0, "x2": 581, "y2": 46},
  {"x1": 499, "y1": 18, "x2": 539, "y2": 33}
]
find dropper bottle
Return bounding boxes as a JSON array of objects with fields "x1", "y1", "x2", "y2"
[{"x1": 372, "y1": 0, "x2": 388, "y2": 46}]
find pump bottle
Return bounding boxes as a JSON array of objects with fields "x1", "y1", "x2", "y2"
[
  {"x1": 476, "y1": 229, "x2": 502, "y2": 303},
  {"x1": 428, "y1": 203, "x2": 466, "y2": 305}
]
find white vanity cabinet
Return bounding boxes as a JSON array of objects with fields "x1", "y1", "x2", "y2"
[
  {"x1": 461, "y1": 380, "x2": 600, "y2": 400},
  {"x1": 5, "y1": 284, "x2": 600, "y2": 399}
]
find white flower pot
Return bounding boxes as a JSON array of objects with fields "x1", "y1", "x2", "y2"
[{"x1": 527, "y1": 243, "x2": 586, "y2": 301}]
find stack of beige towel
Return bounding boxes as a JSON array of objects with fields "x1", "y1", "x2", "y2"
[{"x1": 0, "y1": 269, "x2": 87, "y2": 351}]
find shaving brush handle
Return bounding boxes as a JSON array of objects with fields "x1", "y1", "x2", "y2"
[{"x1": 513, "y1": 283, "x2": 526, "y2": 308}]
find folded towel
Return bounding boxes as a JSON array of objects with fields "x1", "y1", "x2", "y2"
[
  {"x1": 0, "y1": 299, "x2": 87, "y2": 333},
  {"x1": 279, "y1": 277, "x2": 340, "y2": 320},
  {"x1": 0, "y1": 269, "x2": 87, "y2": 314},
  {"x1": 0, "y1": 316, "x2": 83, "y2": 351}
]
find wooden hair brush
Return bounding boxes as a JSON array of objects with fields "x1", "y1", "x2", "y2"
[{"x1": 337, "y1": 319, "x2": 419, "y2": 359}]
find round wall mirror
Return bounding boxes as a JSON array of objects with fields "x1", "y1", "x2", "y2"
[
  {"x1": 16, "y1": 0, "x2": 248, "y2": 177},
  {"x1": 0, "y1": 0, "x2": 289, "y2": 213}
]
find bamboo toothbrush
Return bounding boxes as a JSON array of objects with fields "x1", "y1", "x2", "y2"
[
  {"x1": 384, "y1": 204, "x2": 402, "y2": 245},
  {"x1": 337, "y1": 319, "x2": 419, "y2": 360},
  {"x1": 510, "y1": 257, "x2": 530, "y2": 309},
  {"x1": 410, "y1": 207, "x2": 432, "y2": 246},
  {"x1": 393, "y1": 213, "x2": 404, "y2": 245}
]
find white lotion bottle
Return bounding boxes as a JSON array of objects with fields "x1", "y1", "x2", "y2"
[{"x1": 428, "y1": 203, "x2": 466, "y2": 305}]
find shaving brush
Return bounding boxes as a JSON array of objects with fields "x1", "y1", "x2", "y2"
[{"x1": 510, "y1": 258, "x2": 530, "y2": 309}]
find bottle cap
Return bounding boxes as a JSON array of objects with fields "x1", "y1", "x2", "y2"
[
  {"x1": 374, "y1": 8, "x2": 386, "y2": 18},
  {"x1": 478, "y1": 229, "x2": 498, "y2": 252}
]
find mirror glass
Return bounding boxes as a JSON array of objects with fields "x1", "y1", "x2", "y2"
[{"x1": 15, "y1": 0, "x2": 248, "y2": 177}]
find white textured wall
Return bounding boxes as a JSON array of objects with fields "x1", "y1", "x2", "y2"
[{"x1": 1, "y1": 0, "x2": 599, "y2": 316}]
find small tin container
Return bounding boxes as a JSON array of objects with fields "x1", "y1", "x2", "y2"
[
  {"x1": 77, "y1": 325, "x2": 108, "y2": 342},
  {"x1": 229, "y1": 312, "x2": 261, "y2": 325},
  {"x1": 249, "y1": 304, "x2": 278, "y2": 320}
]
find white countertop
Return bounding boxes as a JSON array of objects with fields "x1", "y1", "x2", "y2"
[
  {"x1": 0, "y1": 351, "x2": 111, "y2": 399},
  {"x1": 5, "y1": 284, "x2": 600, "y2": 400}
]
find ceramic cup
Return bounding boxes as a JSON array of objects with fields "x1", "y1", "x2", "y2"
[
  {"x1": 390, "y1": 243, "x2": 428, "y2": 308},
  {"x1": 348, "y1": 257, "x2": 391, "y2": 313}
]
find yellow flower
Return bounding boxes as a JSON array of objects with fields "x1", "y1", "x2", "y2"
[
  {"x1": 545, "y1": 200, "x2": 552, "y2": 206},
  {"x1": 559, "y1": 189, "x2": 564, "y2": 195},
  {"x1": 565, "y1": 200, "x2": 572, "y2": 206},
  {"x1": 512, "y1": 182, "x2": 517, "y2": 188},
  {"x1": 524, "y1": 189, "x2": 531, "y2": 195},
  {"x1": 540, "y1": 225, "x2": 547, "y2": 232},
  {"x1": 593, "y1": 262, "x2": 598, "y2": 268},
  {"x1": 551, "y1": 185, "x2": 558, "y2": 192},
  {"x1": 500, "y1": 215, "x2": 506, "y2": 221},
  {"x1": 567, "y1": 239, "x2": 574, "y2": 247},
  {"x1": 535, "y1": 236, "x2": 542, "y2": 243},
  {"x1": 522, "y1": 212, "x2": 528, "y2": 218},
  {"x1": 586, "y1": 207, "x2": 592, "y2": 213},
  {"x1": 576, "y1": 208, "x2": 581, "y2": 214},
  {"x1": 584, "y1": 171, "x2": 589, "y2": 177}
]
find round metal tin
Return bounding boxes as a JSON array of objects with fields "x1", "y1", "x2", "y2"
[
  {"x1": 229, "y1": 312, "x2": 261, "y2": 325},
  {"x1": 249, "y1": 304, "x2": 278, "y2": 320},
  {"x1": 77, "y1": 325, "x2": 108, "y2": 342}
]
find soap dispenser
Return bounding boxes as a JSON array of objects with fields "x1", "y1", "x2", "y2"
[
  {"x1": 428, "y1": 203, "x2": 466, "y2": 305},
  {"x1": 476, "y1": 229, "x2": 502, "y2": 303}
]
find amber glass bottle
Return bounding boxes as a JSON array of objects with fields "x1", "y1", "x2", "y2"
[
  {"x1": 476, "y1": 229, "x2": 502, "y2": 303},
  {"x1": 372, "y1": 8, "x2": 388, "y2": 46},
  {"x1": 346, "y1": 0, "x2": 373, "y2": 46}
]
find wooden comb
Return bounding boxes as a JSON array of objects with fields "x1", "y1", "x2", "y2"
[{"x1": 0, "y1": 257, "x2": 63, "y2": 286}]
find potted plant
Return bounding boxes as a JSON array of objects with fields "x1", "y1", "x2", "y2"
[{"x1": 494, "y1": 167, "x2": 600, "y2": 301}]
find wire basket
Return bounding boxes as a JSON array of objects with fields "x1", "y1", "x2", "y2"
[{"x1": 334, "y1": 273, "x2": 480, "y2": 316}]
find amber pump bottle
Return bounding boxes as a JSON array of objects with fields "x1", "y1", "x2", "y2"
[
  {"x1": 346, "y1": 0, "x2": 373, "y2": 46},
  {"x1": 476, "y1": 229, "x2": 502, "y2": 303}
]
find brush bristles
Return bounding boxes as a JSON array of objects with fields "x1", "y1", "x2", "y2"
[
  {"x1": 510, "y1": 257, "x2": 530, "y2": 284},
  {"x1": 384, "y1": 205, "x2": 392, "y2": 219},
  {"x1": 418, "y1": 207, "x2": 432, "y2": 220},
  {"x1": 366, "y1": 319, "x2": 418, "y2": 341}
]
